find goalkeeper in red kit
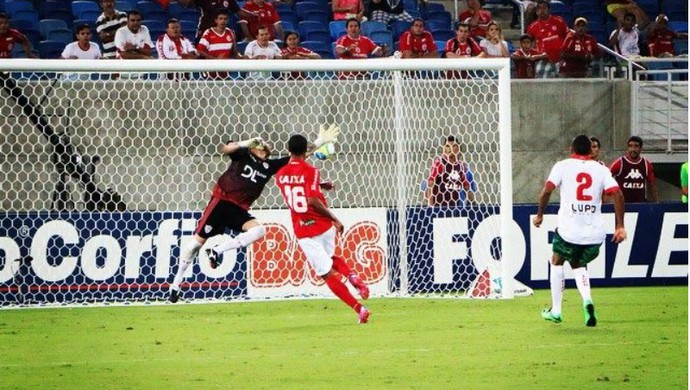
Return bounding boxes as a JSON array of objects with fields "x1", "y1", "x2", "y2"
[
  {"x1": 169, "y1": 126, "x2": 340, "y2": 303},
  {"x1": 275, "y1": 134, "x2": 371, "y2": 324}
]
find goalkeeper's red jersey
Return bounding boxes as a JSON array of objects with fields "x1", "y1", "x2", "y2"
[{"x1": 275, "y1": 158, "x2": 333, "y2": 239}]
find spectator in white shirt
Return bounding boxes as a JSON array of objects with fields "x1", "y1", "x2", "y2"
[
  {"x1": 114, "y1": 10, "x2": 154, "y2": 59},
  {"x1": 609, "y1": 12, "x2": 641, "y2": 58},
  {"x1": 62, "y1": 24, "x2": 102, "y2": 59},
  {"x1": 244, "y1": 25, "x2": 281, "y2": 80}
]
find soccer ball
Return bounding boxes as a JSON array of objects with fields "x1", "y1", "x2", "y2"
[{"x1": 314, "y1": 142, "x2": 336, "y2": 160}]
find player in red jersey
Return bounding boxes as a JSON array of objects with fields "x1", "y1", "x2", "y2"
[
  {"x1": 276, "y1": 134, "x2": 371, "y2": 323},
  {"x1": 609, "y1": 135, "x2": 658, "y2": 203},
  {"x1": 558, "y1": 17, "x2": 601, "y2": 78},
  {"x1": 168, "y1": 126, "x2": 340, "y2": 302},
  {"x1": 0, "y1": 13, "x2": 35, "y2": 58},
  {"x1": 398, "y1": 18, "x2": 438, "y2": 59}
]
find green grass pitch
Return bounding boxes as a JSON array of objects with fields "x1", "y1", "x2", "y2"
[{"x1": 0, "y1": 286, "x2": 686, "y2": 389}]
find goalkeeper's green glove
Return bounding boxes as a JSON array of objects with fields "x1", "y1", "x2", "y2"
[
  {"x1": 313, "y1": 124, "x2": 339, "y2": 148},
  {"x1": 238, "y1": 137, "x2": 265, "y2": 150}
]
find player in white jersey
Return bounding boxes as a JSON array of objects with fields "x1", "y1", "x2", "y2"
[{"x1": 533, "y1": 135, "x2": 627, "y2": 327}]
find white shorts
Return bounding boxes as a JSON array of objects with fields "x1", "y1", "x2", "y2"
[{"x1": 298, "y1": 226, "x2": 336, "y2": 276}]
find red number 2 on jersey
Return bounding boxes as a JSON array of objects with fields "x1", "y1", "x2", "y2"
[{"x1": 576, "y1": 172, "x2": 593, "y2": 201}]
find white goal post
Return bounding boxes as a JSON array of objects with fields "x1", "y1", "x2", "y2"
[{"x1": 0, "y1": 58, "x2": 528, "y2": 307}]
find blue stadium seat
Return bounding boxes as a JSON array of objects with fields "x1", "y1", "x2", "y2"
[
  {"x1": 668, "y1": 21, "x2": 688, "y2": 33},
  {"x1": 301, "y1": 40, "x2": 328, "y2": 53},
  {"x1": 275, "y1": 2, "x2": 294, "y2": 14},
  {"x1": 167, "y1": 2, "x2": 187, "y2": 18},
  {"x1": 180, "y1": 20, "x2": 197, "y2": 34},
  {"x1": 298, "y1": 20, "x2": 326, "y2": 39},
  {"x1": 39, "y1": 19, "x2": 69, "y2": 39},
  {"x1": 280, "y1": 10, "x2": 299, "y2": 27},
  {"x1": 79, "y1": 10, "x2": 102, "y2": 21},
  {"x1": 237, "y1": 40, "x2": 249, "y2": 55},
  {"x1": 571, "y1": 0, "x2": 600, "y2": 8},
  {"x1": 661, "y1": 0, "x2": 687, "y2": 15},
  {"x1": 281, "y1": 21, "x2": 295, "y2": 33},
  {"x1": 435, "y1": 39, "x2": 446, "y2": 56},
  {"x1": 178, "y1": 9, "x2": 201, "y2": 23},
  {"x1": 142, "y1": 19, "x2": 165, "y2": 32},
  {"x1": 300, "y1": 10, "x2": 329, "y2": 25},
  {"x1": 431, "y1": 29, "x2": 454, "y2": 42},
  {"x1": 4, "y1": 0, "x2": 34, "y2": 16},
  {"x1": 316, "y1": 49, "x2": 333, "y2": 59},
  {"x1": 47, "y1": 9, "x2": 74, "y2": 25},
  {"x1": 635, "y1": 0, "x2": 659, "y2": 17},
  {"x1": 136, "y1": 1, "x2": 165, "y2": 15},
  {"x1": 39, "y1": 1, "x2": 70, "y2": 19},
  {"x1": 12, "y1": 9, "x2": 39, "y2": 27},
  {"x1": 295, "y1": 1, "x2": 330, "y2": 19},
  {"x1": 46, "y1": 29, "x2": 73, "y2": 43},
  {"x1": 548, "y1": 0, "x2": 572, "y2": 15},
  {"x1": 73, "y1": 19, "x2": 97, "y2": 33},
  {"x1": 11, "y1": 18, "x2": 37, "y2": 32},
  {"x1": 329, "y1": 21, "x2": 346, "y2": 40},
  {"x1": 23, "y1": 29, "x2": 41, "y2": 48},
  {"x1": 390, "y1": 20, "x2": 411, "y2": 41},
  {"x1": 425, "y1": 20, "x2": 451, "y2": 33},
  {"x1": 574, "y1": 10, "x2": 605, "y2": 26},
  {"x1": 673, "y1": 39, "x2": 688, "y2": 55},
  {"x1": 115, "y1": 0, "x2": 136, "y2": 12},
  {"x1": 420, "y1": 2, "x2": 445, "y2": 12},
  {"x1": 71, "y1": 1, "x2": 100, "y2": 19},
  {"x1": 361, "y1": 21, "x2": 387, "y2": 37},
  {"x1": 303, "y1": 30, "x2": 330, "y2": 45},
  {"x1": 369, "y1": 30, "x2": 393, "y2": 49},
  {"x1": 39, "y1": 40, "x2": 67, "y2": 59},
  {"x1": 148, "y1": 28, "x2": 165, "y2": 41},
  {"x1": 422, "y1": 11, "x2": 452, "y2": 25},
  {"x1": 667, "y1": 11, "x2": 689, "y2": 23}
]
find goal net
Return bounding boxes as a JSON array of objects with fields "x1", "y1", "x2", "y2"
[{"x1": 0, "y1": 58, "x2": 528, "y2": 307}]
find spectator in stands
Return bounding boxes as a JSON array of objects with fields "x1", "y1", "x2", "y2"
[
  {"x1": 368, "y1": 0, "x2": 415, "y2": 25},
  {"x1": 606, "y1": 0, "x2": 649, "y2": 30},
  {"x1": 513, "y1": 0, "x2": 538, "y2": 28},
  {"x1": 62, "y1": 24, "x2": 102, "y2": 59},
  {"x1": 444, "y1": 22, "x2": 484, "y2": 78},
  {"x1": 0, "y1": 13, "x2": 35, "y2": 58},
  {"x1": 280, "y1": 31, "x2": 320, "y2": 79},
  {"x1": 96, "y1": 0, "x2": 127, "y2": 60},
  {"x1": 609, "y1": 135, "x2": 658, "y2": 203},
  {"x1": 335, "y1": 18, "x2": 384, "y2": 78},
  {"x1": 425, "y1": 135, "x2": 476, "y2": 207},
  {"x1": 511, "y1": 34, "x2": 546, "y2": 79},
  {"x1": 157, "y1": 18, "x2": 199, "y2": 80},
  {"x1": 480, "y1": 21, "x2": 509, "y2": 58},
  {"x1": 590, "y1": 136, "x2": 605, "y2": 165},
  {"x1": 197, "y1": 9, "x2": 243, "y2": 80},
  {"x1": 398, "y1": 18, "x2": 438, "y2": 59},
  {"x1": 244, "y1": 25, "x2": 282, "y2": 79},
  {"x1": 281, "y1": 31, "x2": 321, "y2": 60},
  {"x1": 114, "y1": 10, "x2": 154, "y2": 59},
  {"x1": 239, "y1": 0, "x2": 284, "y2": 41},
  {"x1": 609, "y1": 12, "x2": 641, "y2": 58},
  {"x1": 559, "y1": 17, "x2": 602, "y2": 78},
  {"x1": 177, "y1": 0, "x2": 259, "y2": 39},
  {"x1": 526, "y1": 0, "x2": 569, "y2": 78},
  {"x1": 458, "y1": 0, "x2": 493, "y2": 39},
  {"x1": 647, "y1": 14, "x2": 688, "y2": 57},
  {"x1": 333, "y1": 0, "x2": 367, "y2": 22}
]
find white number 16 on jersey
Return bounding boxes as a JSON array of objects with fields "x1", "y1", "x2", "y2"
[{"x1": 282, "y1": 185, "x2": 308, "y2": 213}]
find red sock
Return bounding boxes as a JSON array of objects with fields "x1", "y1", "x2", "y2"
[
  {"x1": 325, "y1": 275, "x2": 361, "y2": 313},
  {"x1": 331, "y1": 256, "x2": 353, "y2": 277}
]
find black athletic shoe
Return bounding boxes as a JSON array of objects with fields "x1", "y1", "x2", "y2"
[
  {"x1": 207, "y1": 248, "x2": 221, "y2": 269},
  {"x1": 584, "y1": 301, "x2": 597, "y2": 327},
  {"x1": 169, "y1": 288, "x2": 180, "y2": 303}
]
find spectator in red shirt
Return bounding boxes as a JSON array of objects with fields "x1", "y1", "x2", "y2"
[
  {"x1": 559, "y1": 17, "x2": 602, "y2": 78},
  {"x1": 647, "y1": 14, "x2": 688, "y2": 57},
  {"x1": 335, "y1": 18, "x2": 383, "y2": 78},
  {"x1": 526, "y1": 0, "x2": 569, "y2": 78},
  {"x1": 239, "y1": 0, "x2": 284, "y2": 41},
  {"x1": 281, "y1": 31, "x2": 321, "y2": 80},
  {"x1": 197, "y1": 9, "x2": 243, "y2": 80},
  {"x1": 443, "y1": 22, "x2": 485, "y2": 79},
  {"x1": 458, "y1": 0, "x2": 493, "y2": 39},
  {"x1": 511, "y1": 34, "x2": 547, "y2": 79},
  {"x1": 0, "y1": 13, "x2": 35, "y2": 58},
  {"x1": 177, "y1": 0, "x2": 258, "y2": 39},
  {"x1": 398, "y1": 18, "x2": 438, "y2": 58}
]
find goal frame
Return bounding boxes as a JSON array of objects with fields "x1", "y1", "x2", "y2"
[{"x1": 0, "y1": 57, "x2": 514, "y2": 303}]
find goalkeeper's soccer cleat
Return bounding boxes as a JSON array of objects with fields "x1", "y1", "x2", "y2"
[
  {"x1": 541, "y1": 308, "x2": 563, "y2": 323},
  {"x1": 349, "y1": 274, "x2": 369, "y2": 300},
  {"x1": 358, "y1": 306, "x2": 371, "y2": 324},
  {"x1": 584, "y1": 300, "x2": 597, "y2": 327},
  {"x1": 169, "y1": 288, "x2": 180, "y2": 303},
  {"x1": 207, "y1": 248, "x2": 221, "y2": 269}
]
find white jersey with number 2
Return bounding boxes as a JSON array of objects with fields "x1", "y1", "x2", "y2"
[{"x1": 546, "y1": 155, "x2": 620, "y2": 245}]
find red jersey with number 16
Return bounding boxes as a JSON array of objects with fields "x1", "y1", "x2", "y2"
[{"x1": 276, "y1": 158, "x2": 333, "y2": 239}]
